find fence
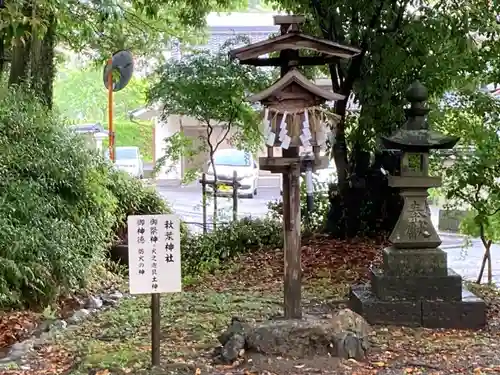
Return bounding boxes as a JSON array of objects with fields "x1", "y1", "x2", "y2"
[{"x1": 196, "y1": 171, "x2": 240, "y2": 233}]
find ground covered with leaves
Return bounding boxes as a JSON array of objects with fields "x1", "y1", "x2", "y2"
[{"x1": 1, "y1": 237, "x2": 500, "y2": 375}]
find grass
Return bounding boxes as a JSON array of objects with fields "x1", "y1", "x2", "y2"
[
  {"x1": 51, "y1": 244, "x2": 358, "y2": 375},
  {"x1": 63, "y1": 291, "x2": 283, "y2": 374},
  {"x1": 102, "y1": 119, "x2": 154, "y2": 162},
  {"x1": 4, "y1": 239, "x2": 500, "y2": 375}
]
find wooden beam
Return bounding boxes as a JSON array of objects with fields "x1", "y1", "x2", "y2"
[
  {"x1": 229, "y1": 33, "x2": 361, "y2": 62},
  {"x1": 259, "y1": 156, "x2": 329, "y2": 173},
  {"x1": 283, "y1": 148, "x2": 302, "y2": 319},
  {"x1": 274, "y1": 15, "x2": 305, "y2": 26},
  {"x1": 239, "y1": 56, "x2": 340, "y2": 67}
]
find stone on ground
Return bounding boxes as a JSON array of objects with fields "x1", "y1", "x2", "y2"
[{"x1": 215, "y1": 309, "x2": 371, "y2": 364}]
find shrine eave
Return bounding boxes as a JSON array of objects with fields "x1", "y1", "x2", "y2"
[
  {"x1": 247, "y1": 68, "x2": 345, "y2": 103},
  {"x1": 229, "y1": 32, "x2": 361, "y2": 62},
  {"x1": 237, "y1": 55, "x2": 340, "y2": 67}
]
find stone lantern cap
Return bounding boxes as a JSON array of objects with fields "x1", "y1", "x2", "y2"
[{"x1": 380, "y1": 81, "x2": 460, "y2": 153}]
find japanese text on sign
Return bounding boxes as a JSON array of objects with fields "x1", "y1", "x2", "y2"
[
  {"x1": 127, "y1": 214, "x2": 182, "y2": 294},
  {"x1": 405, "y1": 200, "x2": 430, "y2": 240}
]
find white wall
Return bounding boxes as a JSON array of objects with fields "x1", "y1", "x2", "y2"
[{"x1": 155, "y1": 116, "x2": 182, "y2": 180}]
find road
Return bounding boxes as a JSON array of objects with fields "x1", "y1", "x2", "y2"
[
  {"x1": 156, "y1": 177, "x2": 282, "y2": 231},
  {"x1": 156, "y1": 180, "x2": 499, "y2": 284}
]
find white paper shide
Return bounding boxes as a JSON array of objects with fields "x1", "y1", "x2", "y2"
[{"x1": 127, "y1": 214, "x2": 182, "y2": 294}]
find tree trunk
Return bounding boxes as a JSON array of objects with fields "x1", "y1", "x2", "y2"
[
  {"x1": 476, "y1": 226, "x2": 492, "y2": 284},
  {"x1": 8, "y1": 2, "x2": 33, "y2": 86},
  {"x1": 0, "y1": 34, "x2": 5, "y2": 80},
  {"x1": 8, "y1": 41, "x2": 31, "y2": 86},
  {"x1": 487, "y1": 246, "x2": 492, "y2": 284},
  {"x1": 210, "y1": 153, "x2": 218, "y2": 230},
  {"x1": 31, "y1": 14, "x2": 56, "y2": 108}
]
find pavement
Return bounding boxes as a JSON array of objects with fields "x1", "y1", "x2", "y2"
[{"x1": 155, "y1": 179, "x2": 499, "y2": 285}]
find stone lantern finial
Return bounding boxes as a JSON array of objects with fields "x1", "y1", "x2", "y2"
[
  {"x1": 381, "y1": 81, "x2": 459, "y2": 152},
  {"x1": 406, "y1": 80, "x2": 428, "y2": 102},
  {"x1": 404, "y1": 81, "x2": 430, "y2": 131}
]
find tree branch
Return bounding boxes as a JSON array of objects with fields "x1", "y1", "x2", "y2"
[
  {"x1": 311, "y1": 0, "x2": 336, "y2": 40},
  {"x1": 378, "y1": 0, "x2": 409, "y2": 33},
  {"x1": 214, "y1": 124, "x2": 232, "y2": 152}
]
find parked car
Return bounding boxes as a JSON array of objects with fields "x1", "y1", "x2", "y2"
[
  {"x1": 205, "y1": 148, "x2": 259, "y2": 198},
  {"x1": 280, "y1": 158, "x2": 337, "y2": 195},
  {"x1": 106, "y1": 146, "x2": 144, "y2": 179}
]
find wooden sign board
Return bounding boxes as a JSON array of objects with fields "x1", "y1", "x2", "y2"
[{"x1": 127, "y1": 214, "x2": 182, "y2": 295}]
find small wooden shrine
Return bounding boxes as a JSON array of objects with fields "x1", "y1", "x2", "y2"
[{"x1": 230, "y1": 15, "x2": 360, "y2": 319}]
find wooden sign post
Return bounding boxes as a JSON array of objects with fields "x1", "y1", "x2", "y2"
[
  {"x1": 127, "y1": 214, "x2": 182, "y2": 366},
  {"x1": 229, "y1": 15, "x2": 360, "y2": 319}
]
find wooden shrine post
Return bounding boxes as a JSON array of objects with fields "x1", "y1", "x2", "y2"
[
  {"x1": 277, "y1": 16, "x2": 304, "y2": 319},
  {"x1": 229, "y1": 15, "x2": 360, "y2": 319}
]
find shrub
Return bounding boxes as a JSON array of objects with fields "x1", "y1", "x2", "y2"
[
  {"x1": 267, "y1": 176, "x2": 330, "y2": 235},
  {"x1": 105, "y1": 169, "x2": 189, "y2": 245},
  {"x1": 0, "y1": 86, "x2": 117, "y2": 308},
  {"x1": 181, "y1": 217, "x2": 282, "y2": 278}
]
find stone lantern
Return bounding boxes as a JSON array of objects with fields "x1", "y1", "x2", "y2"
[
  {"x1": 381, "y1": 81, "x2": 459, "y2": 254},
  {"x1": 350, "y1": 81, "x2": 486, "y2": 329}
]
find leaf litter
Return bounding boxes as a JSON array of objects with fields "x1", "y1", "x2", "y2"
[{"x1": 1, "y1": 237, "x2": 500, "y2": 374}]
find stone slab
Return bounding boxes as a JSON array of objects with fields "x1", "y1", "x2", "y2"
[
  {"x1": 349, "y1": 285, "x2": 421, "y2": 327},
  {"x1": 422, "y1": 287, "x2": 486, "y2": 329},
  {"x1": 371, "y1": 268, "x2": 462, "y2": 301},
  {"x1": 383, "y1": 246, "x2": 448, "y2": 277}
]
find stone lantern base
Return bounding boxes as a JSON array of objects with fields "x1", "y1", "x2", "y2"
[
  {"x1": 349, "y1": 274, "x2": 486, "y2": 329},
  {"x1": 349, "y1": 204, "x2": 486, "y2": 328}
]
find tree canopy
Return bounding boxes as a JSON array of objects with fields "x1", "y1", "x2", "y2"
[
  {"x1": 147, "y1": 38, "x2": 272, "y2": 181},
  {"x1": 54, "y1": 65, "x2": 147, "y2": 122},
  {"x1": 431, "y1": 89, "x2": 500, "y2": 284},
  {"x1": 268, "y1": 0, "x2": 500, "y2": 186},
  {"x1": 0, "y1": 0, "x2": 250, "y2": 105}
]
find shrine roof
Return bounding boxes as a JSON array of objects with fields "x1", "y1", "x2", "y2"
[
  {"x1": 229, "y1": 32, "x2": 361, "y2": 62},
  {"x1": 247, "y1": 68, "x2": 345, "y2": 103}
]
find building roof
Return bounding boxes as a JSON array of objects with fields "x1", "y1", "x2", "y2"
[
  {"x1": 207, "y1": 12, "x2": 279, "y2": 27},
  {"x1": 192, "y1": 12, "x2": 280, "y2": 53},
  {"x1": 229, "y1": 32, "x2": 360, "y2": 61},
  {"x1": 68, "y1": 123, "x2": 107, "y2": 134}
]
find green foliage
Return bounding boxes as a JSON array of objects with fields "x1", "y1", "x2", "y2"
[
  {"x1": 460, "y1": 211, "x2": 500, "y2": 244},
  {"x1": 54, "y1": 67, "x2": 154, "y2": 161},
  {"x1": 0, "y1": 0, "x2": 246, "y2": 63},
  {"x1": 267, "y1": 176, "x2": 330, "y2": 234},
  {"x1": 435, "y1": 89, "x2": 500, "y2": 223},
  {"x1": 270, "y1": 0, "x2": 500, "y2": 194},
  {"x1": 434, "y1": 89, "x2": 500, "y2": 284},
  {"x1": 101, "y1": 120, "x2": 154, "y2": 162},
  {"x1": 148, "y1": 37, "x2": 272, "y2": 182},
  {"x1": 105, "y1": 170, "x2": 172, "y2": 242},
  {"x1": 0, "y1": 84, "x2": 170, "y2": 307},
  {"x1": 54, "y1": 66, "x2": 148, "y2": 122},
  {"x1": 0, "y1": 86, "x2": 117, "y2": 308},
  {"x1": 181, "y1": 218, "x2": 282, "y2": 278}
]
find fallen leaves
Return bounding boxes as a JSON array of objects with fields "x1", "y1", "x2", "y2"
[
  {"x1": 193, "y1": 236, "x2": 385, "y2": 296},
  {"x1": 0, "y1": 311, "x2": 40, "y2": 349},
  {"x1": 1, "y1": 237, "x2": 500, "y2": 375},
  {"x1": 0, "y1": 344, "x2": 75, "y2": 375}
]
